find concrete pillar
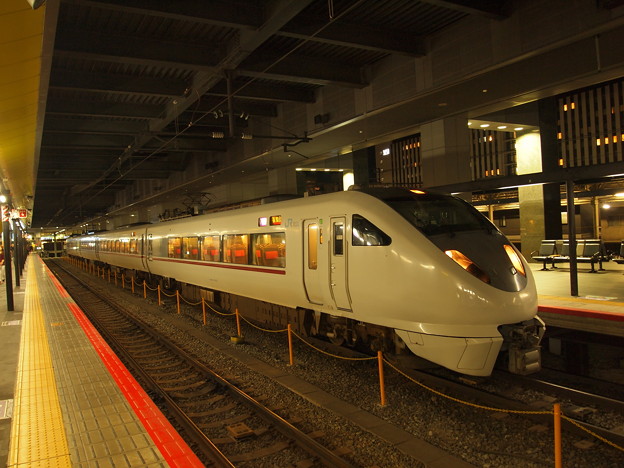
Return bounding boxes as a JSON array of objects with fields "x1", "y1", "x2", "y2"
[
  {"x1": 517, "y1": 97, "x2": 562, "y2": 258},
  {"x1": 517, "y1": 131, "x2": 543, "y2": 257},
  {"x1": 352, "y1": 147, "x2": 376, "y2": 186},
  {"x1": 421, "y1": 115, "x2": 471, "y2": 187},
  {"x1": 268, "y1": 167, "x2": 297, "y2": 195}
]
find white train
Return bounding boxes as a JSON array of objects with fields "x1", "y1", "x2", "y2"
[{"x1": 66, "y1": 187, "x2": 544, "y2": 376}]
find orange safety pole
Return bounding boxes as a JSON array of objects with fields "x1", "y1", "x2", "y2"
[
  {"x1": 157, "y1": 285, "x2": 161, "y2": 305},
  {"x1": 235, "y1": 308, "x2": 242, "y2": 337},
  {"x1": 143, "y1": 280, "x2": 146, "y2": 299},
  {"x1": 378, "y1": 351, "x2": 386, "y2": 407},
  {"x1": 287, "y1": 324, "x2": 294, "y2": 366},
  {"x1": 554, "y1": 403, "x2": 562, "y2": 468},
  {"x1": 131, "y1": 277, "x2": 135, "y2": 294},
  {"x1": 108, "y1": 270, "x2": 111, "y2": 283},
  {"x1": 114, "y1": 271, "x2": 117, "y2": 286},
  {"x1": 176, "y1": 290, "x2": 180, "y2": 314},
  {"x1": 121, "y1": 273, "x2": 125, "y2": 289},
  {"x1": 201, "y1": 298, "x2": 206, "y2": 325}
]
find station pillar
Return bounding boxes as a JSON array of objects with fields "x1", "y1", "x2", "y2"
[
  {"x1": 517, "y1": 98, "x2": 562, "y2": 258},
  {"x1": 420, "y1": 115, "x2": 472, "y2": 187}
]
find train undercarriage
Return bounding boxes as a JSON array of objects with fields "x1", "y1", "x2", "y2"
[{"x1": 87, "y1": 261, "x2": 543, "y2": 376}]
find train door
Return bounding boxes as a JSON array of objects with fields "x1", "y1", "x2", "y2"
[
  {"x1": 146, "y1": 233, "x2": 153, "y2": 263},
  {"x1": 303, "y1": 219, "x2": 325, "y2": 305},
  {"x1": 329, "y1": 217, "x2": 352, "y2": 311},
  {"x1": 140, "y1": 233, "x2": 150, "y2": 271},
  {"x1": 94, "y1": 237, "x2": 100, "y2": 261}
]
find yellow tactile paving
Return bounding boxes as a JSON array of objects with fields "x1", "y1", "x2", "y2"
[{"x1": 8, "y1": 263, "x2": 71, "y2": 467}]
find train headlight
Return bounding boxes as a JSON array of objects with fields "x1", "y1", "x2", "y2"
[
  {"x1": 445, "y1": 250, "x2": 491, "y2": 284},
  {"x1": 504, "y1": 244, "x2": 526, "y2": 276}
]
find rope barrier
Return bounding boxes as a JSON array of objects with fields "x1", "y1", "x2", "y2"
[
  {"x1": 179, "y1": 295, "x2": 202, "y2": 306},
  {"x1": 237, "y1": 313, "x2": 287, "y2": 333},
  {"x1": 382, "y1": 358, "x2": 551, "y2": 415},
  {"x1": 291, "y1": 330, "x2": 377, "y2": 361},
  {"x1": 561, "y1": 415, "x2": 624, "y2": 452}
]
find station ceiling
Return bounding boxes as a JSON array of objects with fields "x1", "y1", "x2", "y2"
[{"x1": 1, "y1": 0, "x2": 624, "y2": 230}]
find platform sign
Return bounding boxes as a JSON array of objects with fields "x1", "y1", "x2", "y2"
[{"x1": 18, "y1": 209, "x2": 27, "y2": 218}]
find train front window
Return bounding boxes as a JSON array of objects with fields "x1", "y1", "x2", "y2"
[
  {"x1": 387, "y1": 195, "x2": 493, "y2": 236},
  {"x1": 352, "y1": 215, "x2": 391, "y2": 246}
]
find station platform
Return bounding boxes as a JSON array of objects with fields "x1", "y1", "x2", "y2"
[
  {"x1": 533, "y1": 261, "x2": 624, "y2": 337},
  {"x1": 0, "y1": 255, "x2": 202, "y2": 467}
]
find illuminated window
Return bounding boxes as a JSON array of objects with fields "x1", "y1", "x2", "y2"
[
  {"x1": 307, "y1": 225, "x2": 318, "y2": 270},
  {"x1": 252, "y1": 232, "x2": 285, "y2": 268},
  {"x1": 168, "y1": 238, "x2": 182, "y2": 258},
  {"x1": 201, "y1": 235, "x2": 220, "y2": 262},
  {"x1": 182, "y1": 237, "x2": 199, "y2": 260},
  {"x1": 223, "y1": 235, "x2": 249, "y2": 264}
]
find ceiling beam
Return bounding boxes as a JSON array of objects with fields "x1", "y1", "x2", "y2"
[
  {"x1": 238, "y1": 51, "x2": 367, "y2": 88},
  {"x1": 206, "y1": 80, "x2": 316, "y2": 103},
  {"x1": 61, "y1": 0, "x2": 262, "y2": 29},
  {"x1": 278, "y1": 19, "x2": 426, "y2": 56},
  {"x1": 49, "y1": 68, "x2": 189, "y2": 97},
  {"x1": 420, "y1": 0, "x2": 511, "y2": 19},
  {"x1": 54, "y1": 28, "x2": 222, "y2": 71}
]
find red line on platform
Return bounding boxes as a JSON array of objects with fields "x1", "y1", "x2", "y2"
[
  {"x1": 538, "y1": 305, "x2": 624, "y2": 322},
  {"x1": 43, "y1": 260, "x2": 203, "y2": 467}
]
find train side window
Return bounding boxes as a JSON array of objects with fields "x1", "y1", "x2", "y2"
[
  {"x1": 183, "y1": 237, "x2": 199, "y2": 260},
  {"x1": 308, "y1": 224, "x2": 318, "y2": 269},
  {"x1": 129, "y1": 238, "x2": 137, "y2": 254},
  {"x1": 168, "y1": 237, "x2": 182, "y2": 258},
  {"x1": 252, "y1": 232, "x2": 285, "y2": 268},
  {"x1": 333, "y1": 223, "x2": 344, "y2": 256},
  {"x1": 223, "y1": 234, "x2": 249, "y2": 264},
  {"x1": 201, "y1": 235, "x2": 221, "y2": 262},
  {"x1": 352, "y1": 214, "x2": 392, "y2": 246}
]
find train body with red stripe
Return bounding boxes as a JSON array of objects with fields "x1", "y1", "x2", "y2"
[{"x1": 67, "y1": 187, "x2": 544, "y2": 376}]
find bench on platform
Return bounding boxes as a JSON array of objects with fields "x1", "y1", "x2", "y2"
[
  {"x1": 551, "y1": 239, "x2": 608, "y2": 272},
  {"x1": 531, "y1": 239, "x2": 558, "y2": 270}
]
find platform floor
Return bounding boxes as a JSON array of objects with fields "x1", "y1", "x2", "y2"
[
  {"x1": 0, "y1": 255, "x2": 202, "y2": 467},
  {"x1": 531, "y1": 261, "x2": 624, "y2": 336}
]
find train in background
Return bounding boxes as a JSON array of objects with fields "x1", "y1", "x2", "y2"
[{"x1": 67, "y1": 187, "x2": 545, "y2": 376}]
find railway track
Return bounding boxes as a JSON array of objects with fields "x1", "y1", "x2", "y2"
[{"x1": 47, "y1": 260, "x2": 354, "y2": 467}]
